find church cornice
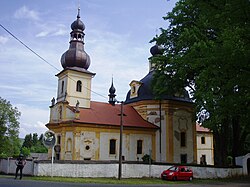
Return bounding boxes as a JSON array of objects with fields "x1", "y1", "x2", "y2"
[{"x1": 56, "y1": 67, "x2": 96, "y2": 77}]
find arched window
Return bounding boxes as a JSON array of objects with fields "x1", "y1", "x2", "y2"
[
  {"x1": 76, "y1": 80, "x2": 82, "y2": 92},
  {"x1": 131, "y1": 85, "x2": 136, "y2": 94},
  {"x1": 61, "y1": 81, "x2": 64, "y2": 93},
  {"x1": 201, "y1": 136, "x2": 205, "y2": 144},
  {"x1": 109, "y1": 139, "x2": 116, "y2": 154}
]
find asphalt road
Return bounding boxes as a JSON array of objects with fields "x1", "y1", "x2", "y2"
[{"x1": 0, "y1": 176, "x2": 250, "y2": 187}]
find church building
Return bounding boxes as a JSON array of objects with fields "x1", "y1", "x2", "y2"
[{"x1": 46, "y1": 9, "x2": 198, "y2": 164}]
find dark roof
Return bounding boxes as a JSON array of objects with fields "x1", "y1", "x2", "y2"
[{"x1": 125, "y1": 70, "x2": 192, "y2": 104}]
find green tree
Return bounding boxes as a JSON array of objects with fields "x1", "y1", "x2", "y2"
[
  {"x1": 22, "y1": 133, "x2": 33, "y2": 148},
  {"x1": 152, "y1": 0, "x2": 250, "y2": 166},
  {"x1": 20, "y1": 146, "x2": 30, "y2": 157},
  {"x1": 0, "y1": 97, "x2": 21, "y2": 157},
  {"x1": 22, "y1": 133, "x2": 47, "y2": 153},
  {"x1": 32, "y1": 133, "x2": 38, "y2": 145}
]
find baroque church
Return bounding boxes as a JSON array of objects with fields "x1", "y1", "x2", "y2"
[{"x1": 46, "y1": 9, "x2": 200, "y2": 164}]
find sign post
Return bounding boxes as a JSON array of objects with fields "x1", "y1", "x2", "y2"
[{"x1": 43, "y1": 130, "x2": 56, "y2": 178}]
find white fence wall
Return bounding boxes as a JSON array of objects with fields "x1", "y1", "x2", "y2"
[
  {"x1": 0, "y1": 159, "x2": 243, "y2": 179},
  {"x1": 34, "y1": 162, "x2": 243, "y2": 179},
  {"x1": 0, "y1": 158, "x2": 34, "y2": 175}
]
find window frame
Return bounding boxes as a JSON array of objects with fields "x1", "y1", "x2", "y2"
[
  {"x1": 180, "y1": 131, "x2": 186, "y2": 147},
  {"x1": 76, "y1": 80, "x2": 82, "y2": 92},
  {"x1": 201, "y1": 136, "x2": 206, "y2": 144},
  {"x1": 137, "y1": 140, "x2": 143, "y2": 154},
  {"x1": 180, "y1": 154, "x2": 187, "y2": 164},
  {"x1": 109, "y1": 139, "x2": 116, "y2": 155},
  {"x1": 61, "y1": 80, "x2": 64, "y2": 93}
]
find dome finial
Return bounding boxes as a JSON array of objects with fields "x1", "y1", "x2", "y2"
[
  {"x1": 61, "y1": 5, "x2": 90, "y2": 70},
  {"x1": 77, "y1": 7, "x2": 80, "y2": 18},
  {"x1": 77, "y1": 0, "x2": 81, "y2": 18}
]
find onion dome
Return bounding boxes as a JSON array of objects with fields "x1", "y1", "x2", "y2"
[
  {"x1": 109, "y1": 80, "x2": 116, "y2": 94},
  {"x1": 150, "y1": 44, "x2": 164, "y2": 56},
  {"x1": 61, "y1": 8, "x2": 90, "y2": 70},
  {"x1": 125, "y1": 71, "x2": 191, "y2": 104},
  {"x1": 149, "y1": 44, "x2": 164, "y2": 72},
  {"x1": 124, "y1": 45, "x2": 191, "y2": 104},
  {"x1": 71, "y1": 9, "x2": 85, "y2": 31}
]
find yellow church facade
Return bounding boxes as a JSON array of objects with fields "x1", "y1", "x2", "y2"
[{"x1": 46, "y1": 9, "x2": 198, "y2": 164}]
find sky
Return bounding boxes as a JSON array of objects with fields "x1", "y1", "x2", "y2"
[{"x1": 0, "y1": 0, "x2": 177, "y2": 138}]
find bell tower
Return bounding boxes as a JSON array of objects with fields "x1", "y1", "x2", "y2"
[{"x1": 56, "y1": 8, "x2": 95, "y2": 108}]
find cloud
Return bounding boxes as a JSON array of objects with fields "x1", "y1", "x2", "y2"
[
  {"x1": 0, "y1": 35, "x2": 9, "y2": 44},
  {"x1": 16, "y1": 104, "x2": 49, "y2": 138},
  {"x1": 52, "y1": 28, "x2": 68, "y2": 36},
  {"x1": 36, "y1": 24, "x2": 68, "y2": 38},
  {"x1": 36, "y1": 31, "x2": 50, "y2": 37},
  {"x1": 14, "y1": 6, "x2": 40, "y2": 21},
  {"x1": 86, "y1": 29, "x2": 150, "y2": 102}
]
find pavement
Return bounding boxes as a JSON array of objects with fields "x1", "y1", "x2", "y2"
[{"x1": 0, "y1": 175, "x2": 250, "y2": 187}]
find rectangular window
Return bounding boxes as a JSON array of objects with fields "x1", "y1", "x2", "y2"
[
  {"x1": 109, "y1": 139, "x2": 116, "y2": 154},
  {"x1": 61, "y1": 81, "x2": 64, "y2": 93},
  {"x1": 137, "y1": 140, "x2": 143, "y2": 154},
  {"x1": 180, "y1": 132, "x2": 186, "y2": 147},
  {"x1": 181, "y1": 154, "x2": 187, "y2": 164},
  {"x1": 201, "y1": 154, "x2": 207, "y2": 165},
  {"x1": 201, "y1": 136, "x2": 205, "y2": 144},
  {"x1": 57, "y1": 135, "x2": 61, "y2": 145}
]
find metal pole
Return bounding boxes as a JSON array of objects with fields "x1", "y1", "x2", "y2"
[
  {"x1": 7, "y1": 157, "x2": 10, "y2": 174},
  {"x1": 149, "y1": 149, "x2": 152, "y2": 178},
  {"x1": 118, "y1": 101, "x2": 124, "y2": 180},
  {"x1": 159, "y1": 100, "x2": 162, "y2": 161}
]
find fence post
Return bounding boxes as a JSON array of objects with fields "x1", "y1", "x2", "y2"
[{"x1": 7, "y1": 157, "x2": 10, "y2": 174}]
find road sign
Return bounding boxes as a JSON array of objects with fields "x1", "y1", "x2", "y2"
[{"x1": 43, "y1": 130, "x2": 56, "y2": 148}]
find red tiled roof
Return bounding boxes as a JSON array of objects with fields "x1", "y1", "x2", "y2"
[
  {"x1": 196, "y1": 123, "x2": 211, "y2": 132},
  {"x1": 74, "y1": 101, "x2": 158, "y2": 129}
]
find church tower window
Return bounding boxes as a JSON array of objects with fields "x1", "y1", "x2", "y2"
[
  {"x1": 76, "y1": 80, "x2": 82, "y2": 92},
  {"x1": 61, "y1": 81, "x2": 64, "y2": 93},
  {"x1": 201, "y1": 136, "x2": 205, "y2": 144},
  {"x1": 109, "y1": 139, "x2": 116, "y2": 154}
]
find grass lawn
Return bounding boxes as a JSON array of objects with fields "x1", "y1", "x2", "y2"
[
  {"x1": 28, "y1": 176, "x2": 180, "y2": 185},
  {"x1": 25, "y1": 175, "x2": 250, "y2": 185},
  {"x1": 1, "y1": 174, "x2": 250, "y2": 185}
]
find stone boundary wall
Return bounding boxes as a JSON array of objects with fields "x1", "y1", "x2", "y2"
[
  {"x1": 34, "y1": 161, "x2": 243, "y2": 179},
  {"x1": 0, "y1": 158, "x2": 34, "y2": 176},
  {"x1": 1, "y1": 159, "x2": 243, "y2": 179}
]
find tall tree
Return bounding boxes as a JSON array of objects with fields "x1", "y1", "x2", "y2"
[
  {"x1": 0, "y1": 97, "x2": 21, "y2": 157},
  {"x1": 22, "y1": 133, "x2": 47, "y2": 153},
  {"x1": 22, "y1": 133, "x2": 33, "y2": 148},
  {"x1": 152, "y1": 0, "x2": 250, "y2": 166}
]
